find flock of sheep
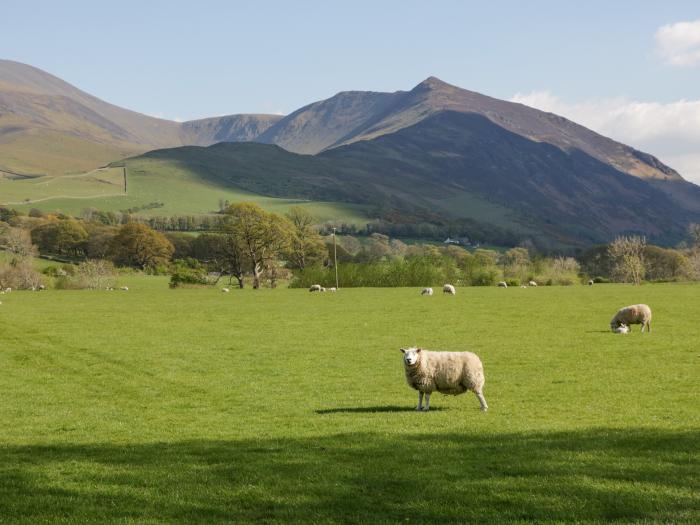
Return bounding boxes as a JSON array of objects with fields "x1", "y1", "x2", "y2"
[{"x1": 403, "y1": 283, "x2": 653, "y2": 412}]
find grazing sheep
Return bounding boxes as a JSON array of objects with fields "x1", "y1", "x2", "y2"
[
  {"x1": 443, "y1": 284, "x2": 456, "y2": 295},
  {"x1": 309, "y1": 284, "x2": 322, "y2": 292},
  {"x1": 528, "y1": 280, "x2": 538, "y2": 287},
  {"x1": 320, "y1": 287, "x2": 327, "y2": 292},
  {"x1": 613, "y1": 324, "x2": 630, "y2": 334},
  {"x1": 221, "y1": 288, "x2": 230, "y2": 293},
  {"x1": 120, "y1": 286, "x2": 129, "y2": 291},
  {"x1": 610, "y1": 304, "x2": 652, "y2": 333},
  {"x1": 520, "y1": 285, "x2": 527, "y2": 288},
  {"x1": 588, "y1": 279, "x2": 594, "y2": 286},
  {"x1": 498, "y1": 281, "x2": 508, "y2": 288},
  {"x1": 328, "y1": 287, "x2": 337, "y2": 292},
  {"x1": 401, "y1": 347, "x2": 487, "y2": 412},
  {"x1": 421, "y1": 287, "x2": 434, "y2": 296}
]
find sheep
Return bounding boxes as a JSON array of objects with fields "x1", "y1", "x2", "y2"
[
  {"x1": 498, "y1": 281, "x2": 508, "y2": 288},
  {"x1": 610, "y1": 304, "x2": 652, "y2": 333},
  {"x1": 443, "y1": 284, "x2": 456, "y2": 295},
  {"x1": 613, "y1": 324, "x2": 630, "y2": 334},
  {"x1": 328, "y1": 287, "x2": 337, "y2": 292},
  {"x1": 401, "y1": 347, "x2": 487, "y2": 412},
  {"x1": 528, "y1": 280, "x2": 538, "y2": 287},
  {"x1": 588, "y1": 279, "x2": 594, "y2": 286},
  {"x1": 221, "y1": 288, "x2": 230, "y2": 293},
  {"x1": 120, "y1": 286, "x2": 129, "y2": 291},
  {"x1": 320, "y1": 287, "x2": 327, "y2": 292},
  {"x1": 309, "y1": 284, "x2": 322, "y2": 292},
  {"x1": 421, "y1": 287, "x2": 434, "y2": 296},
  {"x1": 5, "y1": 288, "x2": 11, "y2": 293},
  {"x1": 520, "y1": 285, "x2": 527, "y2": 288}
]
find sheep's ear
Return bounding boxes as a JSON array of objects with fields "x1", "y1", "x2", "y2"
[
  {"x1": 400, "y1": 348, "x2": 406, "y2": 353},
  {"x1": 416, "y1": 348, "x2": 422, "y2": 353}
]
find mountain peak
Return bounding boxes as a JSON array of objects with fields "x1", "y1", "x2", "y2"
[{"x1": 414, "y1": 76, "x2": 453, "y2": 91}]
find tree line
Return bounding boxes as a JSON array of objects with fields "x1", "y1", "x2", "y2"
[{"x1": 1, "y1": 204, "x2": 700, "y2": 290}]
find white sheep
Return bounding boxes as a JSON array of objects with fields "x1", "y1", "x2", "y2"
[
  {"x1": 5, "y1": 288, "x2": 11, "y2": 293},
  {"x1": 421, "y1": 287, "x2": 434, "y2": 296},
  {"x1": 498, "y1": 281, "x2": 508, "y2": 288},
  {"x1": 120, "y1": 286, "x2": 129, "y2": 291},
  {"x1": 588, "y1": 279, "x2": 594, "y2": 286},
  {"x1": 443, "y1": 284, "x2": 456, "y2": 295},
  {"x1": 221, "y1": 288, "x2": 230, "y2": 293},
  {"x1": 528, "y1": 280, "x2": 537, "y2": 287},
  {"x1": 309, "y1": 284, "x2": 322, "y2": 292},
  {"x1": 610, "y1": 304, "x2": 652, "y2": 333},
  {"x1": 401, "y1": 347, "x2": 487, "y2": 411},
  {"x1": 328, "y1": 287, "x2": 337, "y2": 292},
  {"x1": 613, "y1": 324, "x2": 630, "y2": 334},
  {"x1": 520, "y1": 285, "x2": 527, "y2": 288}
]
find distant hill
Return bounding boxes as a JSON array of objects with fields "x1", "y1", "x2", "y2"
[{"x1": 0, "y1": 60, "x2": 279, "y2": 175}]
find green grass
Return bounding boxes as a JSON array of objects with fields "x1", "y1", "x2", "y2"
[
  {"x1": 0, "y1": 282, "x2": 697, "y2": 524},
  {"x1": 1, "y1": 161, "x2": 371, "y2": 225}
]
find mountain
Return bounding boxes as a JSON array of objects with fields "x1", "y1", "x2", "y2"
[
  {"x1": 122, "y1": 111, "x2": 700, "y2": 246},
  {"x1": 0, "y1": 59, "x2": 279, "y2": 175}
]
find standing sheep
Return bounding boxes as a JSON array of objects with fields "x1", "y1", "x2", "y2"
[
  {"x1": 421, "y1": 287, "x2": 434, "y2": 296},
  {"x1": 588, "y1": 279, "x2": 594, "y2": 286},
  {"x1": 610, "y1": 304, "x2": 652, "y2": 333},
  {"x1": 328, "y1": 287, "x2": 337, "y2": 292},
  {"x1": 401, "y1": 347, "x2": 488, "y2": 412},
  {"x1": 309, "y1": 284, "x2": 322, "y2": 292},
  {"x1": 528, "y1": 280, "x2": 538, "y2": 287},
  {"x1": 498, "y1": 281, "x2": 508, "y2": 288},
  {"x1": 443, "y1": 284, "x2": 456, "y2": 295},
  {"x1": 221, "y1": 288, "x2": 230, "y2": 293}
]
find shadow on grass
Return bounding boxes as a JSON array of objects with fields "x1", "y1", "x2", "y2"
[
  {"x1": 315, "y1": 405, "x2": 446, "y2": 414},
  {"x1": 0, "y1": 428, "x2": 697, "y2": 524}
]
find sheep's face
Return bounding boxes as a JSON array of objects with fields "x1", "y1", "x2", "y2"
[{"x1": 401, "y1": 347, "x2": 421, "y2": 366}]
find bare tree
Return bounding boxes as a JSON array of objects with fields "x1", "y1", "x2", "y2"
[
  {"x1": 688, "y1": 223, "x2": 700, "y2": 250},
  {"x1": 608, "y1": 235, "x2": 646, "y2": 285}
]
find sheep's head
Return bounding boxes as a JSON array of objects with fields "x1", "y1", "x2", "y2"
[
  {"x1": 614, "y1": 324, "x2": 629, "y2": 334},
  {"x1": 401, "y1": 347, "x2": 422, "y2": 366}
]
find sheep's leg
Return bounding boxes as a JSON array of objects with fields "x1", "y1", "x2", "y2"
[
  {"x1": 423, "y1": 393, "x2": 431, "y2": 411},
  {"x1": 475, "y1": 390, "x2": 488, "y2": 412},
  {"x1": 416, "y1": 391, "x2": 423, "y2": 411}
]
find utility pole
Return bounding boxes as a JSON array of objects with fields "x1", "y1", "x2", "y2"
[
  {"x1": 333, "y1": 227, "x2": 339, "y2": 289},
  {"x1": 123, "y1": 167, "x2": 127, "y2": 194}
]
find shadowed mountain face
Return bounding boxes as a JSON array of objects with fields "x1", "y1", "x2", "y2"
[{"x1": 126, "y1": 111, "x2": 700, "y2": 245}]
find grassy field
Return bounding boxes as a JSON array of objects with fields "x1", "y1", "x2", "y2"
[
  {"x1": 0, "y1": 281, "x2": 697, "y2": 524},
  {"x1": 0, "y1": 162, "x2": 371, "y2": 225}
]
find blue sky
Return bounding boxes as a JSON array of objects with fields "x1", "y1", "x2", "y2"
[{"x1": 3, "y1": 1, "x2": 700, "y2": 180}]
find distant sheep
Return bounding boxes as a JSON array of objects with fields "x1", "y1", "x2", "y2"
[
  {"x1": 588, "y1": 279, "x2": 594, "y2": 286},
  {"x1": 610, "y1": 304, "x2": 652, "y2": 333},
  {"x1": 38, "y1": 284, "x2": 46, "y2": 291},
  {"x1": 421, "y1": 287, "x2": 434, "y2": 296},
  {"x1": 401, "y1": 347, "x2": 488, "y2": 411},
  {"x1": 520, "y1": 285, "x2": 527, "y2": 288},
  {"x1": 309, "y1": 284, "x2": 322, "y2": 292},
  {"x1": 443, "y1": 284, "x2": 456, "y2": 295},
  {"x1": 528, "y1": 280, "x2": 537, "y2": 287},
  {"x1": 328, "y1": 287, "x2": 337, "y2": 292},
  {"x1": 498, "y1": 281, "x2": 508, "y2": 288},
  {"x1": 120, "y1": 286, "x2": 129, "y2": 291},
  {"x1": 613, "y1": 324, "x2": 630, "y2": 334},
  {"x1": 221, "y1": 288, "x2": 230, "y2": 293}
]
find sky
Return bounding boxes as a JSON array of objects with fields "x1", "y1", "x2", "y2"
[{"x1": 3, "y1": 0, "x2": 700, "y2": 182}]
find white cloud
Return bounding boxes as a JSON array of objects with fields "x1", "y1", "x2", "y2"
[
  {"x1": 655, "y1": 19, "x2": 700, "y2": 66},
  {"x1": 510, "y1": 91, "x2": 700, "y2": 184}
]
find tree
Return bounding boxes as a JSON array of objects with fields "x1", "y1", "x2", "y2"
[
  {"x1": 501, "y1": 247, "x2": 530, "y2": 279},
  {"x1": 31, "y1": 220, "x2": 88, "y2": 256},
  {"x1": 608, "y1": 235, "x2": 646, "y2": 285},
  {"x1": 284, "y1": 207, "x2": 325, "y2": 270},
  {"x1": 192, "y1": 232, "x2": 248, "y2": 288},
  {"x1": 0, "y1": 226, "x2": 37, "y2": 259},
  {"x1": 688, "y1": 223, "x2": 700, "y2": 249},
  {"x1": 75, "y1": 259, "x2": 117, "y2": 289},
  {"x1": 224, "y1": 203, "x2": 292, "y2": 289},
  {"x1": 109, "y1": 223, "x2": 174, "y2": 270}
]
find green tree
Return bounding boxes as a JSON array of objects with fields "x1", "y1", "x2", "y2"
[
  {"x1": 224, "y1": 203, "x2": 292, "y2": 289},
  {"x1": 109, "y1": 223, "x2": 174, "y2": 270},
  {"x1": 31, "y1": 220, "x2": 88, "y2": 256}
]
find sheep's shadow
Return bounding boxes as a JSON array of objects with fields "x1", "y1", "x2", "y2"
[
  {"x1": 585, "y1": 330, "x2": 613, "y2": 333},
  {"x1": 315, "y1": 405, "x2": 445, "y2": 414}
]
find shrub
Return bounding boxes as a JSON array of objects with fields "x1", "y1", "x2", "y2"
[{"x1": 169, "y1": 259, "x2": 212, "y2": 288}]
